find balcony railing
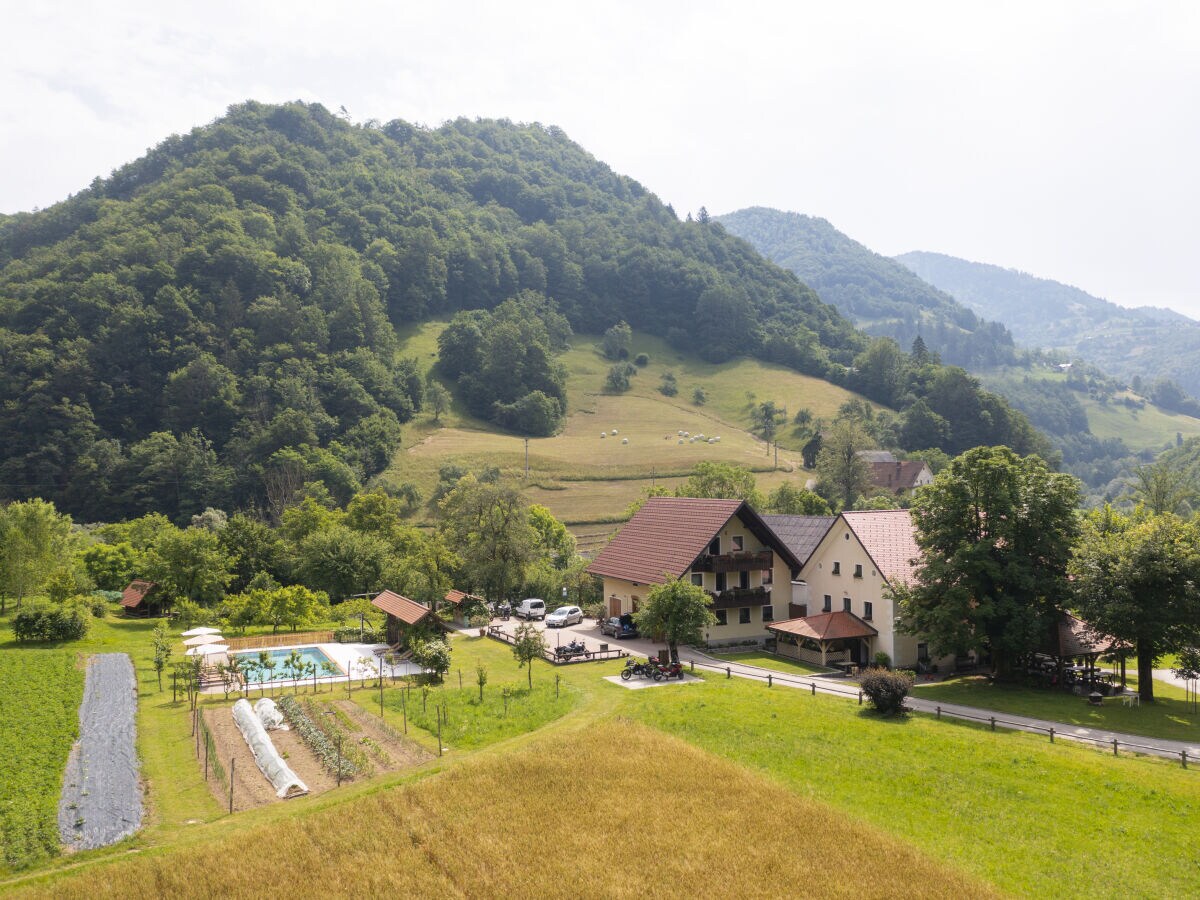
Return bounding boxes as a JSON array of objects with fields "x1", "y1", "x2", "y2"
[
  {"x1": 692, "y1": 550, "x2": 773, "y2": 573},
  {"x1": 708, "y1": 585, "x2": 771, "y2": 609}
]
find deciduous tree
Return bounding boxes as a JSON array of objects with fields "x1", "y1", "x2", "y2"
[{"x1": 633, "y1": 578, "x2": 717, "y2": 662}]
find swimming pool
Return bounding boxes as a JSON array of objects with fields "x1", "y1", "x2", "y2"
[{"x1": 232, "y1": 646, "x2": 340, "y2": 683}]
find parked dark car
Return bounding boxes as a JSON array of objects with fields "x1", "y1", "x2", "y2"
[{"x1": 600, "y1": 614, "x2": 638, "y2": 639}]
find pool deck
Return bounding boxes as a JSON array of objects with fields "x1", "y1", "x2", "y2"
[{"x1": 204, "y1": 642, "x2": 423, "y2": 693}]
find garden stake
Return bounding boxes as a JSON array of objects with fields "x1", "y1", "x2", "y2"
[
  {"x1": 379, "y1": 670, "x2": 384, "y2": 719},
  {"x1": 229, "y1": 757, "x2": 235, "y2": 814},
  {"x1": 336, "y1": 734, "x2": 343, "y2": 786},
  {"x1": 401, "y1": 687, "x2": 407, "y2": 733},
  {"x1": 556, "y1": 673, "x2": 560, "y2": 698},
  {"x1": 204, "y1": 732, "x2": 209, "y2": 780},
  {"x1": 437, "y1": 715, "x2": 442, "y2": 757},
  {"x1": 458, "y1": 669, "x2": 463, "y2": 690}
]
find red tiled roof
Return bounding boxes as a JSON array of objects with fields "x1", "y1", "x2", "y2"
[
  {"x1": 867, "y1": 460, "x2": 931, "y2": 492},
  {"x1": 120, "y1": 580, "x2": 156, "y2": 609},
  {"x1": 444, "y1": 589, "x2": 485, "y2": 607},
  {"x1": 586, "y1": 497, "x2": 752, "y2": 585},
  {"x1": 371, "y1": 590, "x2": 433, "y2": 626},
  {"x1": 768, "y1": 611, "x2": 878, "y2": 641},
  {"x1": 841, "y1": 510, "x2": 920, "y2": 587}
]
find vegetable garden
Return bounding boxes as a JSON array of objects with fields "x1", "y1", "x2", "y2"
[{"x1": 0, "y1": 651, "x2": 84, "y2": 871}]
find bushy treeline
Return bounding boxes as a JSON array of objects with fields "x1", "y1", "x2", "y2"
[
  {"x1": 0, "y1": 101, "x2": 1045, "y2": 521},
  {"x1": 1, "y1": 484, "x2": 598, "y2": 639}
]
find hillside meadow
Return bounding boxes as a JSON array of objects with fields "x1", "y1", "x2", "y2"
[{"x1": 387, "y1": 323, "x2": 871, "y2": 524}]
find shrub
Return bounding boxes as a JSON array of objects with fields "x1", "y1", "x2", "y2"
[
  {"x1": 692, "y1": 387, "x2": 707, "y2": 405},
  {"x1": 659, "y1": 372, "x2": 678, "y2": 397},
  {"x1": 859, "y1": 668, "x2": 914, "y2": 715},
  {"x1": 410, "y1": 636, "x2": 452, "y2": 681},
  {"x1": 11, "y1": 604, "x2": 91, "y2": 642},
  {"x1": 89, "y1": 597, "x2": 108, "y2": 618},
  {"x1": 333, "y1": 626, "x2": 384, "y2": 644},
  {"x1": 872, "y1": 651, "x2": 892, "y2": 669},
  {"x1": 582, "y1": 600, "x2": 606, "y2": 620},
  {"x1": 634, "y1": 353, "x2": 649, "y2": 367}
]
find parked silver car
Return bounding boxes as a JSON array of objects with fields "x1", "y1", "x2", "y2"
[{"x1": 545, "y1": 605, "x2": 583, "y2": 627}]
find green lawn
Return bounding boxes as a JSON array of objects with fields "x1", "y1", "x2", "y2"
[
  {"x1": 706, "y1": 650, "x2": 834, "y2": 677},
  {"x1": 621, "y1": 673, "x2": 1200, "y2": 898},
  {"x1": 914, "y1": 675, "x2": 1199, "y2": 743}
]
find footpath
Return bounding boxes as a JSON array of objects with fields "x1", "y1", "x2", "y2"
[{"x1": 680, "y1": 649, "x2": 1200, "y2": 763}]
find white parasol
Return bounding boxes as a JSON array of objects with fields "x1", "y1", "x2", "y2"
[
  {"x1": 183, "y1": 634, "x2": 224, "y2": 647},
  {"x1": 180, "y1": 626, "x2": 223, "y2": 637},
  {"x1": 185, "y1": 644, "x2": 230, "y2": 657}
]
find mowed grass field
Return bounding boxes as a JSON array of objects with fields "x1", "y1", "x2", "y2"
[
  {"x1": 386, "y1": 323, "x2": 867, "y2": 525},
  {"x1": 0, "y1": 652, "x2": 84, "y2": 872}
]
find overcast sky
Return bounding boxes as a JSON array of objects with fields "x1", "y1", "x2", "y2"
[{"x1": 3, "y1": 1, "x2": 1197, "y2": 316}]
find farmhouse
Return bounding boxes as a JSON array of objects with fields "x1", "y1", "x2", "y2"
[
  {"x1": 770, "y1": 510, "x2": 956, "y2": 671},
  {"x1": 586, "y1": 497, "x2": 804, "y2": 645},
  {"x1": 371, "y1": 590, "x2": 445, "y2": 647}
]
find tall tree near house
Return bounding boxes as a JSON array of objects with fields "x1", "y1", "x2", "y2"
[
  {"x1": 143, "y1": 524, "x2": 237, "y2": 606},
  {"x1": 1070, "y1": 508, "x2": 1200, "y2": 703},
  {"x1": 814, "y1": 419, "x2": 873, "y2": 511},
  {"x1": 895, "y1": 446, "x2": 1081, "y2": 680},
  {"x1": 633, "y1": 578, "x2": 717, "y2": 663},
  {"x1": 439, "y1": 476, "x2": 537, "y2": 602}
]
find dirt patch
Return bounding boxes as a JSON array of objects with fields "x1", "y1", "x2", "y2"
[{"x1": 198, "y1": 695, "x2": 430, "y2": 812}]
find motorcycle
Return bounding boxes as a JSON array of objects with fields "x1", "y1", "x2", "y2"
[
  {"x1": 495, "y1": 601, "x2": 511, "y2": 621},
  {"x1": 620, "y1": 657, "x2": 656, "y2": 680},
  {"x1": 652, "y1": 659, "x2": 684, "y2": 681},
  {"x1": 555, "y1": 639, "x2": 590, "y2": 660}
]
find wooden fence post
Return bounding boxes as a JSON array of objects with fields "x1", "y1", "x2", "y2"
[
  {"x1": 1049, "y1": 728, "x2": 1054, "y2": 743},
  {"x1": 810, "y1": 683, "x2": 815, "y2": 696},
  {"x1": 1182, "y1": 749, "x2": 1188, "y2": 769},
  {"x1": 204, "y1": 731, "x2": 209, "y2": 780},
  {"x1": 1112, "y1": 739, "x2": 1118, "y2": 757},
  {"x1": 437, "y1": 714, "x2": 443, "y2": 757},
  {"x1": 726, "y1": 666, "x2": 731, "y2": 679},
  {"x1": 989, "y1": 717, "x2": 996, "y2": 731},
  {"x1": 767, "y1": 674, "x2": 772, "y2": 688},
  {"x1": 229, "y1": 758, "x2": 235, "y2": 814},
  {"x1": 859, "y1": 691, "x2": 863, "y2": 706},
  {"x1": 936, "y1": 705, "x2": 941, "y2": 719}
]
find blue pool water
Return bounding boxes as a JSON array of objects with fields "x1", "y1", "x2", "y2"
[{"x1": 233, "y1": 646, "x2": 340, "y2": 683}]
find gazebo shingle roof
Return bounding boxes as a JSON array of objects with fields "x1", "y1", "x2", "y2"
[
  {"x1": 371, "y1": 590, "x2": 433, "y2": 625},
  {"x1": 120, "y1": 580, "x2": 157, "y2": 609},
  {"x1": 768, "y1": 611, "x2": 878, "y2": 641}
]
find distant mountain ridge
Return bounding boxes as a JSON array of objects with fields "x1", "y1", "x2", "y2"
[
  {"x1": 717, "y1": 207, "x2": 1017, "y2": 369},
  {"x1": 896, "y1": 251, "x2": 1200, "y2": 396}
]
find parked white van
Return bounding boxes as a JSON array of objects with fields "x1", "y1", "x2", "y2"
[{"x1": 515, "y1": 598, "x2": 546, "y2": 620}]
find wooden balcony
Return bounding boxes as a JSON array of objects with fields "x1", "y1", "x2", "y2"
[
  {"x1": 692, "y1": 550, "x2": 773, "y2": 573},
  {"x1": 709, "y1": 586, "x2": 771, "y2": 609}
]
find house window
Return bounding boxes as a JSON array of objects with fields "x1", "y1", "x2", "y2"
[
  {"x1": 832, "y1": 561, "x2": 841, "y2": 575},
  {"x1": 738, "y1": 570, "x2": 750, "y2": 590},
  {"x1": 842, "y1": 597, "x2": 851, "y2": 612},
  {"x1": 731, "y1": 535, "x2": 744, "y2": 552},
  {"x1": 714, "y1": 609, "x2": 727, "y2": 626},
  {"x1": 763, "y1": 605, "x2": 774, "y2": 622},
  {"x1": 709, "y1": 537, "x2": 721, "y2": 555},
  {"x1": 762, "y1": 568, "x2": 773, "y2": 585},
  {"x1": 863, "y1": 601, "x2": 873, "y2": 620},
  {"x1": 854, "y1": 564, "x2": 863, "y2": 578},
  {"x1": 715, "y1": 572, "x2": 727, "y2": 592},
  {"x1": 739, "y1": 607, "x2": 751, "y2": 624},
  {"x1": 691, "y1": 572, "x2": 703, "y2": 587},
  {"x1": 822, "y1": 594, "x2": 832, "y2": 612}
]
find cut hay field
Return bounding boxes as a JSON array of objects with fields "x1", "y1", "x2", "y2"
[
  {"x1": 9, "y1": 721, "x2": 994, "y2": 900},
  {"x1": 0, "y1": 652, "x2": 84, "y2": 873},
  {"x1": 385, "y1": 323, "x2": 867, "y2": 525}
]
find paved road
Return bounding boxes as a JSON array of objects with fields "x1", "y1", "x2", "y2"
[{"x1": 485, "y1": 618, "x2": 1199, "y2": 762}]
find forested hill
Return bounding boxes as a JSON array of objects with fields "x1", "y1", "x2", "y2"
[
  {"x1": 717, "y1": 207, "x2": 1017, "y2": 369},
  {"x1": 0, "y1": 101, "x2": 1042, "y2": 523},
  {"x1": 896, "y1": 251, "x2": 1200, "y2": 397}
]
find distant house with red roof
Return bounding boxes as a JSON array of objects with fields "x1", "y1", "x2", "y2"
[
  {"x1": 443, "y1": 589, "x2": 487, "y2": 625},
  {"x1": 867, "y1": 460, "x2": 933, "y2": 495},
  {"x1": 586, "y1": 497, "x2": 804, "y2": 645},
  {"x1": 371, "y1": 590, "x2": 445, "y2": 647},
  {"x1": 768, "y1": 509, "x2": 956, "y2": 670},
  {"x1": 120, "y1": 580, "x2": 162, "y2": 617}
]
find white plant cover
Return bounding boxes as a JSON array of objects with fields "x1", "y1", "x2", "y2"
[
  {"x1": 231, "y1": 699, "x2": 307, "y2": 798},
  {"x1": 253, "y1": 697, "x2": 289, "y2": 731}
]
